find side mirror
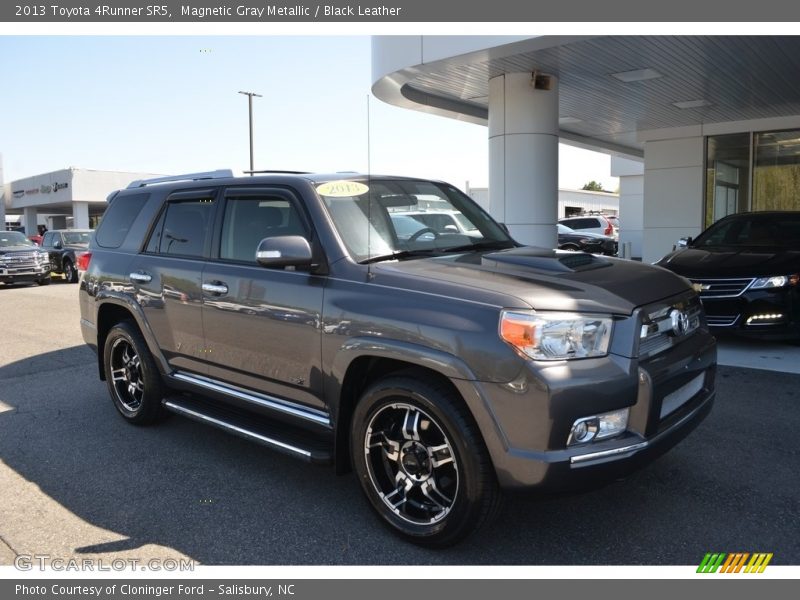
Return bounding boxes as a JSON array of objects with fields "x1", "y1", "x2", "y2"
[
  {"x1": 677, "y1": 236, "x2": 693, "y2": 248},
  {"x1": 53, "y1": 241, "x2": 62, "y2": 249},
  {"x1": 256, "y1": 235, "x2": 313, "y2": 269}
]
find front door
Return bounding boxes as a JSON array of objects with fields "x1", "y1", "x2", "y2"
[{"x1": 201, "y1": 187, "x2": 325, "y2": 411}]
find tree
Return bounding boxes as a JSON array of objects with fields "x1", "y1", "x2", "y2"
[{"x1": 581, "y1": 180, "x2": 605, "y2": 192}]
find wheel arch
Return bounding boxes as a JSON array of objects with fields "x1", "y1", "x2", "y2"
[
  {"x1": 329, "y1": 338, "x2": 496, "y2": 476},
  {"x1": 95, "y1": 296, "x2": 168, "y2": 381}
]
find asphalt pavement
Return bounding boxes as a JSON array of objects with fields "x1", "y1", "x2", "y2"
[{"x1": 0, "y1": 282, "x2": 798, "y2": 565}]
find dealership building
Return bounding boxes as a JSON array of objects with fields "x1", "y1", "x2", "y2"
[
  {"x1": 372, "y1": 36, "x2": 800, "y2": 261},
  {"x1": 1, "y1": 163, "x2": 161, "y2": 233}
]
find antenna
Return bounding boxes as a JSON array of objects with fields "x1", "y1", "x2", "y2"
[{"x1": 366, "y1": 94, "x2": 372, "y2": 279}]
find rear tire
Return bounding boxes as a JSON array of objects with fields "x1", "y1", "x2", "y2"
[
  {"x1": 103, "y1": 321, "x2": 166, "y2": 425},
  {"x1": 351, "y1": 375, "x2": 501, "y2": 547},
  {"x1": 63, "y1": 260, "x2": 78, "y2": 283}
]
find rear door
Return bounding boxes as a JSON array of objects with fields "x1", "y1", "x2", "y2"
[
  {"x1": 127, "y1": 188, "x2": 218, "y2": 375},
  {"x1": 200, "y1": 186, "x2": 326, "y2": 411}
]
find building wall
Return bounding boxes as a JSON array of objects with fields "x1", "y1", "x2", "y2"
[
  {"x1": 467, "y1": 187, "x2": 618, "y2": 219},
  {"x1": 611, "y1": 156, "x2": 645, "y2": 259},
  {"x1": 642, "y1": 136, "x2": 705, "y2": 263}
]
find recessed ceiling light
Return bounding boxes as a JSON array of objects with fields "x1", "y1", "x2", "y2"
[
  {"x1": 673, "y1": 99, "x2": 711, "y2": 109},
  {"x1": 610, "y1": 68, "x2": 663, "y2": 82},
  {"x1": 559, "y1": 116, "x2": 583, "y2": 124}
]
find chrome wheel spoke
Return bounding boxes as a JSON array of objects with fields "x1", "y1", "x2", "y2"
[
  {"x1": 368, "y1": 431, "x2": 400, "y2": 462},
  {"x1": 401, "y1": 407, "x2": 422, "y2": 441},
  {"x1": 429, "y1": 443, "x2": 455, "y2": 468},
  {"x1": 111, "y1": 368, "x2": 127, "y2": 383},
  {"x1": 420, "y1": 477, "x2": 453, "y2": 512},
  {"x1": 384, "y1": 471, "x2": 413, "y2": 510}
]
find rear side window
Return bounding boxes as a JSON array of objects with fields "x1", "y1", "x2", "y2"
[
  {"x1": 156, "y1": 199, "x2": 215, "y2": 258},
  {"x1": 95, "y1": 192, "x2": 150, "y2": 249}
]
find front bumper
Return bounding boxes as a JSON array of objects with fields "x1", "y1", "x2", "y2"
[
  {"x1": 701, "y1": 287, "x2": 799, "y2": 339},
  {"x1": 453, "y1": 329, "x2": 716, "y2": 491},
  {"x1": 0, "y1": 264, "x2": 50, "y2": 283}
]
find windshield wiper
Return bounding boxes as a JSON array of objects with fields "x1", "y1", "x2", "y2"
[
  {"x1": 359, "y1": 249, "x2": 440, "y2": 265},
  {"x1": 441, "y1": 240, "x2": 515, "y2": 253}
]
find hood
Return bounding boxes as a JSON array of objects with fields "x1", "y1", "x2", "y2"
[
  {"x1": 657, "y1": 246, "x2": 800, "y2": 278},
  {"x1": 0, "y1": 245, "x2": 42, "y2": 253},
  {"x1": 374, "y1": 246, "x2": 690, "y2": 315}
]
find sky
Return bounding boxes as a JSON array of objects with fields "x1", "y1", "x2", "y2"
[{"x1": 0, "y1": 36, "x2": 618, "y2": 192}]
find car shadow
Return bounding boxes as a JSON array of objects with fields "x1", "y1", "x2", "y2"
[{"x1": 0, "y1": 348, "x2": 798, "y2": 565}]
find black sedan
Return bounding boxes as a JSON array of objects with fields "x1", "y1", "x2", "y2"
[
  {"x1": 557, "y1": 224, "x2": 617, "y2": 256},
  {"x1": 656, "y1": 211, "x2": 800, "y2": 340}
]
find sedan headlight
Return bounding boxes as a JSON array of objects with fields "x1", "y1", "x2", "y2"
[
  {"x1": 751, "y1": 275, "x2": 799, "y2": 289},
  {"x1": 500, "y1": 310, "x2": 613, "y2": 360}
]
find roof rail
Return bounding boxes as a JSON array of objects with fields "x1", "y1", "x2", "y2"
[
  {"x1": 126, "y1": 169, "x2": 234, "y2": 189},
  {"x1": 242, "y1": 170, "x2": 311, "y2": 175}
]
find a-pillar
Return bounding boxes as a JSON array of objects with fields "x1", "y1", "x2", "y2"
[
  {"x1": 488, "y1": 72, "x2": 559, "y2": 249},
  {"x1": 72, "y1": 201, "x2": 90, "y2": 229},
  {"x1": 23, "y1": 207, "x2": 38, "y2": 236}
]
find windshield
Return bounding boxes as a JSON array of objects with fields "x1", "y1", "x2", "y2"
[
  {"x1": 63, "y1": 231, "x2": 92, "y2": 245},
  {"x1": 317, "y1": 179, "x2": 514, "y2": 262},
  {"x1": 0, "y1": 231, "x2": 34, "y2": 248},
  {"x1": 694, "y1": 214, "x2": 800, "y2": 248}
]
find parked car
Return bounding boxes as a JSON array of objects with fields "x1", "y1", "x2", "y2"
[
  {"x1": 559, "y1": 215, "x2": 618, "y2": 239},
  {"x1": 41, "y1": 229, "x2": 93, "y2": 283},
  {"x1": 0, "y1": 230, "x2": 51, "y2": 286},
  {"x1": 656, "y1": 211, "x2": 800, "y2": 340},
  {"x1": 557, "y1": 224, "x2": 618, "y2": 255},
  {"x1": 391, "y1": 210, "x2": 480, "y2": 237},
  {"x1": 80, "y1": 170, "x2": 716, "y2": 547}
]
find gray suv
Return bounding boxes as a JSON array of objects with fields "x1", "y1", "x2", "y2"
[{"x1": 79, "y1": 170, "x2": 716, "y2": 547}]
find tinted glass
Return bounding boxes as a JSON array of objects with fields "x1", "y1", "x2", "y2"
[
  {"x1": 220, "y1": 196, "x2": 308, "y2": 263},
  {"x1": 95, "y1": 192, "x2": 150, "y2": 249},
  {"x1": 42, "y1": 232, "x2": 54, "y2": 247},
  {"x1": 159, "y1": 200, "x2": 214, "y2": 258},
  {"x1": 63, "y1": 231, "x2": 92, "y2": 245},
  {"x1": 318, "y1": 179, "x2": 512, "y2": 262},
  {"x1": 695, "y1": 214, "x2": 800, "y2": 248},
  {"x1": 0, "y1": 231, "x2": 34, "y2": 247}
]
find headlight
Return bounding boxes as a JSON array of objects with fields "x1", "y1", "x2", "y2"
[
  {"x1": 500, "y1": 310, "x2": 613, "y2": 360},
  {"x1": 751, "y1": 275, "x2": 797, "y2": 289}
]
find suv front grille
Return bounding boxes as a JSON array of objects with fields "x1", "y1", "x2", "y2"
[
  {"x1": 689, "y1": 277, "x2": 754, "y2": 298},
  {"x1": 638, "y1": 294, "x2": 703, "y2": 359},
  {"x1": 0, "y1": 252, "x2": 44, "y2": 270}
]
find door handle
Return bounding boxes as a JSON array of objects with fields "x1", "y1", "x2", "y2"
[
  {"x1": 202, "y1": 282, "x2": 229, "y2": 295},
  {"x1": 129, "y1": 271, "x2": 152, "y2": 284}
]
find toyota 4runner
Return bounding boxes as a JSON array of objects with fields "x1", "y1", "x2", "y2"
[{"x1": 79, "y1": 170, "x2": 716, "y2": 547}]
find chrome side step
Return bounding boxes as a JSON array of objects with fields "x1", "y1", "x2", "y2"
[
  {"x1": 162, "y1": 396, "x2": 333, "y2": 464},
  {"x1": 171, "y1": 371, "x2": 330, "y2": 428}
]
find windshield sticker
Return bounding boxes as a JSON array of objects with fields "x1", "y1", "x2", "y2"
[{"x1": 316, "y1": 181, "x2": 369, "y2": 197}]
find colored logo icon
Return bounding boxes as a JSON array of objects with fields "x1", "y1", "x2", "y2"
[{"x1": 697, "y1": 552, "x2": 773, "y2": 573}]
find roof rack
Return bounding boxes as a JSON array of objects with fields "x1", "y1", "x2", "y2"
[
  {"x1": 242, "y1": 170, "x2": 311, "y2": 175},
  {"x1": 126, "y1": 169, "x2": 234, "y2": 189}
]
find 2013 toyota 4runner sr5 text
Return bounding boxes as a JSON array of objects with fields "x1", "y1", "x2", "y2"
[{"x1": 79, "y1": 170, "x2": 716, "y2": 547}]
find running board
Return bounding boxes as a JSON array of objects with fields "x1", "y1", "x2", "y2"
[{"x1": 162, "y1": 395, "x2": 333, "y2": 465}]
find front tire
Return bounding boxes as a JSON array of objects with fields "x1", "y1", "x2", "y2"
[
  {"x1": 351, "y1": 375, "x2": 500, "y2": 547},
  {"x1": 103, "y1": 321, "x2": 166, "y2": 425}
]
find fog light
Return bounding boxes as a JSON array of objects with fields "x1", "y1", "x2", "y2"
[
  {"x1": 746, "y1": 313, "x2": 784, "y2": 324},
  {"x1": 568, "y1": 408, "x2": 629, "y2": 446}
]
